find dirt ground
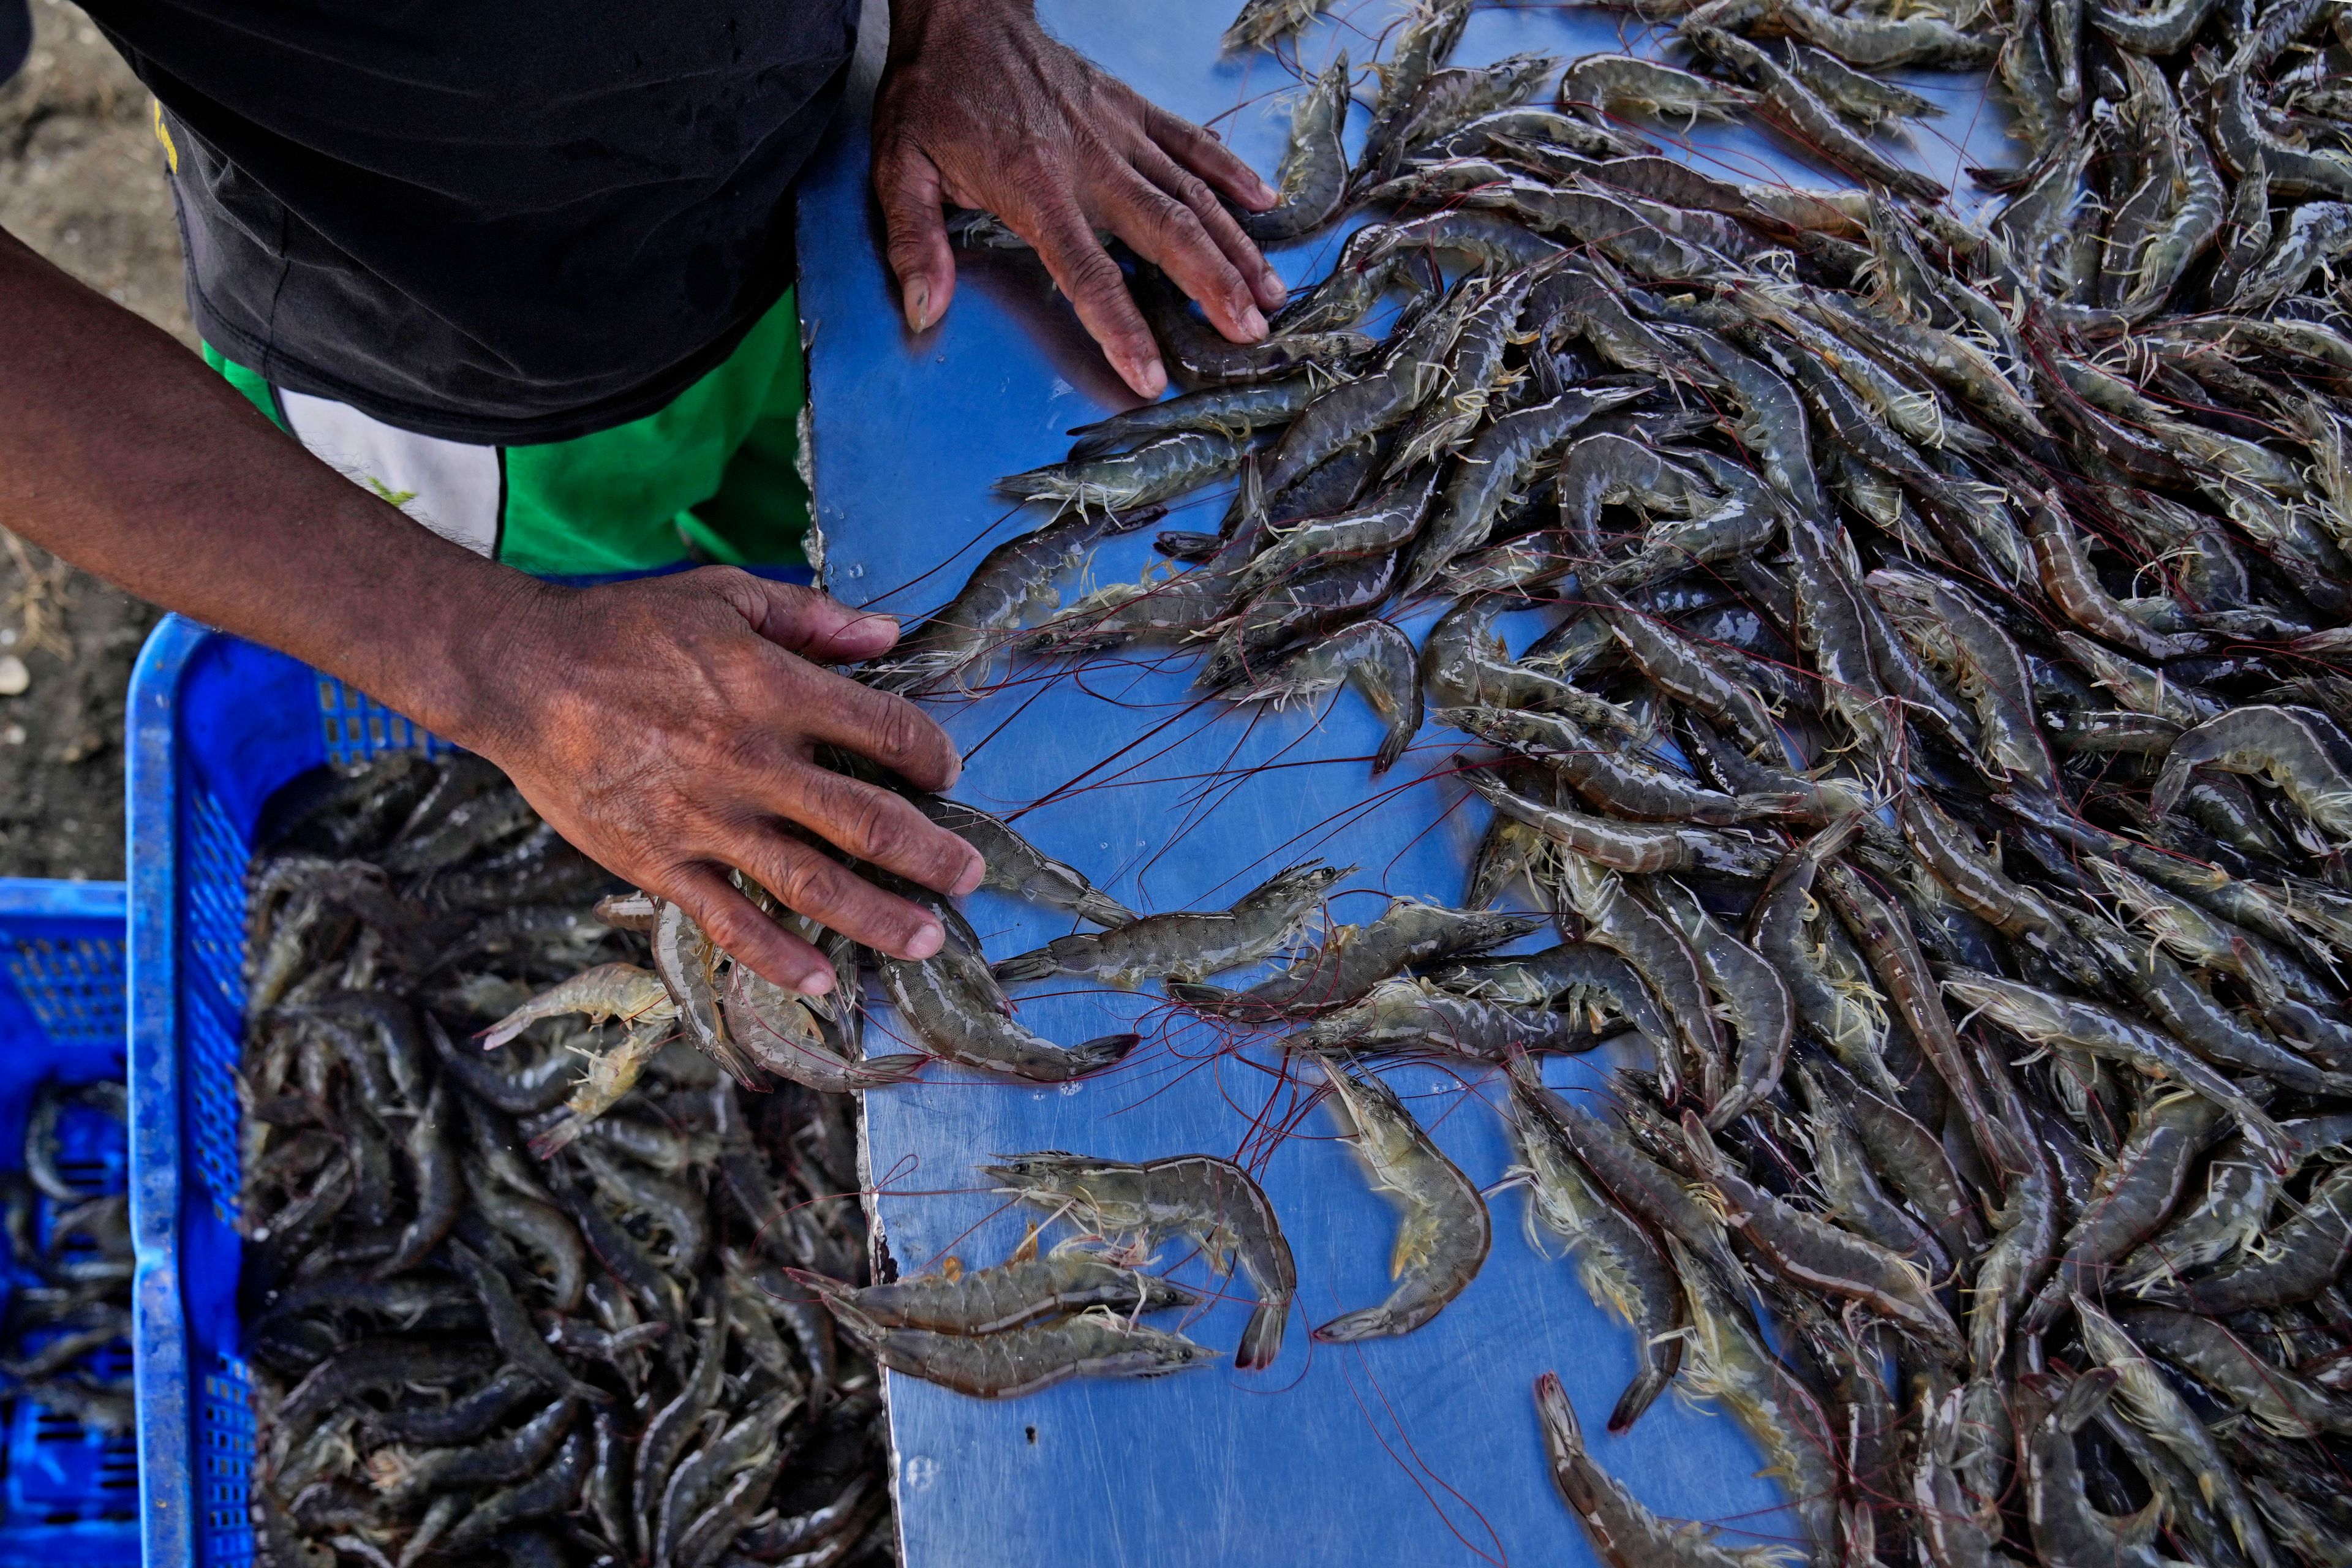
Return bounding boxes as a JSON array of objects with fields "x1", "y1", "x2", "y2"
[{"x1": 0, "y1": 0, "x2": 188, "y2": 881}]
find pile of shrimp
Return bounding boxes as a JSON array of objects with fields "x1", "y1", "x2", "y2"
[
  {"x1": 236, "y1": 756, "x2": 891, "y2": 1568},
  {"x1": 824, "y1": 0, "x2": 2352, "y2": 1561}
]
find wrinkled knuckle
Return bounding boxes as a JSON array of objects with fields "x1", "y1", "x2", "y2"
[
  {"x1": 843, "y1": 794, "x2": 908, "y2": 863},
  {"x1": 767, "y1": 854, "x2": 837, "y2": 916}
]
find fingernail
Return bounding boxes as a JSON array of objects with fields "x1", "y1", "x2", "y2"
[
  {"x1": 1261, "y1": 268, "x2": 1288, "y2": 306},
  {"x1": 905, "y1": 923, "x2": 944, "y2": 961},
  {"x1": 1131, "y1": 356, "x2": 1167, "y2": 397},
  {"x1": 904, "y1": 279, "x2": 930, "y2": 333},
  {"x1": 953, "y1": 857, "x2": 985, "y2": 897},
  {"x1": 794, "y1": 967, "x2": 835, "y2": 997},
  {"x1": 1240, "y1": 304, "x2": 1267, "y2": 339},
  {"x1": 1251, "y1": 176, "x2": 1278, "y2": 208}
]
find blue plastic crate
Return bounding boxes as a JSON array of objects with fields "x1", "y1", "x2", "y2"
[
  {"x1": 0, "y1": 876, "x2": 138, "y2": 1567},
  {"x1": 126, "y1": 576, "x2": 809, "y2": 1568}
]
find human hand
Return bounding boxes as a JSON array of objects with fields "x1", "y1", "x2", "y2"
[
  {"x1": 445, "y1": 568, "x2": 985, "y2": 995},
  {"x1": 872, "y1": 0, "x2": 1288, "y2": 396}
]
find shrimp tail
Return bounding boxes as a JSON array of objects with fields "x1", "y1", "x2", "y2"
[
  {"x1": 1237, "y1": 1300, "x2": 1288, "y2": 1370},
  {"x1": 1608, "y1": 1360, "x2": 1675, "y2": 1434}
]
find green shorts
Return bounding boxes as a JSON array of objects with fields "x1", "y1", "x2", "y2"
[{"x1": 205, "y1": 290, "x2": 811, "y2": 577}]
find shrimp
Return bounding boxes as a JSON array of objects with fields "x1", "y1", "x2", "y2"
[
  {"x1": 1310, "y1": 1057, "x2": 1490, "y2": 1342},
  {"x1": 1253, "y1": 294, "x2": 1471, "y2": 497},
  {"x1": 2020, "y1": 498, "x2": 2207, "y2": 662},
  {"x1": 1648, "y1": 881, "x2": 1792, "y2": 1129},
  {"x1": 1359, "y1": 0, "x2": 1472, "y2": 178},
  {"x1": 1868, "y1": 567, "x2": 2055, "y2": 790},
  {"x1": 1509, "y1": 1076, "x2": 1684, "y2": 1431},
  {"x1": 1595, "y1": 592, "x2": 1785, "y2": 765},
  {"x1": 1472, "y1": 184, "x2": 1733, "y2": 281},
  {"x1": 2113, "y1": 1306, "x2": 2352, "y2": 1436},
  {"x1": 995, "y1": 429, "x2": 1252, "y2": 515},
  {"x1": 874, "y1": 939, "x2": 1137, "y2": 1083},
  {"x1": 1680, "y1": 1112, "x2": 1962, "y2": 1357},
  {"x1": 1398, "y1": 386, "x2": 1643, "y2": 600},
  {"x1": 865, "y1": 504, "x2": 1159, "y2": 692},
  {"x1": 1235, "y1": 473, "x2": 1438, "y2": 602},
  {"x1": 984, "y1": 1151, "x2": 1297, "y2": 1370},
  {"x1": 1172, "y1": 899, "x2": 1544, "y2": 1019},
  {"x1": 1429, "y1": 945, "x2": 1665, "y2": 1046},
  {"x1": 1532, "y1": 1374, "x2": 1787, "y2": 1568},
  {"x1": 787, "y1": 1250, "x2": 1194, "y2": 1336},
  {"x1": 1559, "y1": 55, "x2": 1747, "y2": 123},
  {"x1": 1276, "y1": 975, "x2": 1596, "y2": 1060},
  {"x1": 1685, "y1": 25, "x2": 1946, "y2": 202},
  {"x1": 2152, "y1": 1161, "x2": 2352, "y2": 1314},
  {"x1": 2075, "y1": 1298, "x2": 2282, "y2": 1568},
  {"x1": 1231, "y1": 617, "x2": 1423, "y2": 775},
  {"x1": 2018, "y1": 1372, "x2": 2169, "y2": 1568},
  {"x1": 1545, "y1": 853, "x2": 1725, "y2": 1103},
  {"x1": 1385, "y1": 267, "x2": 1540, "y2": 473},
  {"x1": 1241, "y1": 53, "x2": 1351, "y2": 241},
  {"x1": 1937, "y1": 968, "x2": 2286, "y2": 1157},
  {"x1": 1788, "y1": 1063, "x2": 1947, "y2": 1272},
  {"x1": 1460, "y1": 765, "x2": 1780, "y2": 877},
  {"x1": 2154, "y1": 706, "x2": 2352, "y2": 846},
  {"x1": 1372, "y1": 51, "x2": 1559, "y2": 185},
  {"x1": 840, "y1": 1305, "x2": 1217, "y2": 1400},
  {"x1": 1819, "y1": 863, "x2": 2019, "y2": 1173},
  {"x1": 1440, "y1": 706, "x2": 1797, "y2": 826},
  {"x1": 913, "y1": 796, "x2": 1133, "y2": 927},
  {"x1": 2062, "y1": 910, "x2": 2352, "y2": 1096},
  {"x1": 1504, "y1": 1044, "x2": 1745, "y2": 1291},
  {"x1": 1596, "y1": 450, "x2": 1784, "y2": 592},
  {"x1": 992, "y1": 862, "x2": 1346, "y2": 986},
  {"x1": 1063, "y1": 374, "x2": 1321, "y2": 462},
  {"x1": 1662, "y1": 1231, "x2": 1842, "y2": 1559},
  {"x1": 481, "y1": 963, "x2": 674, "y2": 1050},
  {"x1": 2019, "y1": 1090, "x2": 2228, "y2": 1334},
  {"x1": 1423, "y1": 597, "x2": 1649, "y2": 739},
  {"x1": 719, "y1": 964, "x2": 927, "y2": 1093}
]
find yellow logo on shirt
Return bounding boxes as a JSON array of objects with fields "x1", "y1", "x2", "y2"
[{"x1": 152, "y1": 101, "x2": 177, "y2": 173}]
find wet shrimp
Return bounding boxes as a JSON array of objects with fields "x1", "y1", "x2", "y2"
[
  {"x1": 1533, "y1": 1373, "x2": 1785, "y2": 1568},
  {"x1": 1647, "y1": 880, "x2": 1792, "y2": 1129},
  {"x1": 1509, "y1": 1076, "x2": 1684, "y2": 1432},
  {"x1": 481, "y1": 963, "x2": 674, "y2": 1050},
  {"x1": 913, "y1": 796, "x2": 1133, "y2": 927},
  {"x1": 1276, "y1": 976, "x2": 1596, "y2": 1060},
  {"x1": 787, "y1": 1250, "x2": 1194, "y2": 1336},
  {"x1": 1173, "y1": 899, "x2": 1544, "y2": 1019},
  {"x1": 1439, "y1": 705, "x2": 1796, "y2": 826},
  {"x1": 1232, "y1": 617, "x2": 1424, "y2": 775},
  {"x1": 1460, "y1": 764, "x2": 1780, "y2": 878},
  {"x1": 2154, "y1": 706, "x2": 2352, "y2": 846},
  {"x1": 867, "y1": 505, "x2": 1160, "y2": 692},
  {"x1": 1679, "y1": 1112, "x2": 1962, "y2": 1357},
  {"x1": 1559, "y1": 55, "x2": 1746, "y2": 123},
  {"x1": 1432, "y1": 943, "x2": 1675, "y2": 1049},
  {"x1": 1310, "y1": 1057, "x2": 1490, "y2": 1342},
  {"x1": 992, "y1": 862, "x2": 1346, "y2": 987},
  {"x1": 1240, "y1": 54, "x2": 1351, "y2": 242},
  {"x1": 837, "y1": 1306, "x2": 1218, "y2": 1400},
  {"x1": 1423, "y1": 599, "x2": 1651, "y2": 741},
  {"x1": 1545, "y1": 852, "x2": 1727, "y2": 1104},
  {"x1": 984, "y1": 1151, "x2": 1296, "y2": 1370},
  {"x1": 1937, "y1": 969, "x2": 2286, "y2": 1156}
]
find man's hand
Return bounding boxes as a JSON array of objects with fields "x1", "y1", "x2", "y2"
[
  {"x1": 873, "y1": 0, "x2": 1288, "y2": 397},
  {"x1": 451, "y1": 570, "x2": 987, "y2": 995}
]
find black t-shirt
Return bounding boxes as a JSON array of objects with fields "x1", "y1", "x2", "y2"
[{"x1": 1, "y1": 0, "x2": 856, "y2": 442}]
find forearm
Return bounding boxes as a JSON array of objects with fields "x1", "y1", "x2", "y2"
[{"x1": 0, "y1": 225, "x2": 535, "y2": 742}]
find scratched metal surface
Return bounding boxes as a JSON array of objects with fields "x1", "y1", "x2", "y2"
[{"x1": 796, "y1": 5, "x2": 2006, "y2": 1564}]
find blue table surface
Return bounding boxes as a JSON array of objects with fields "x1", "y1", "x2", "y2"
[{"x1": 795, "y1": 6, "x2": 2008, "y2": 1564}]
